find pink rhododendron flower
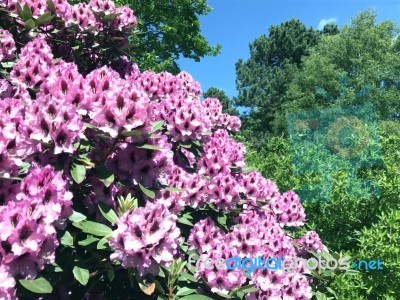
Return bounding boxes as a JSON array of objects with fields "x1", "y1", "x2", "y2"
[{"x1": 109, "y1": 202, "x2": 181, "y2": 276}]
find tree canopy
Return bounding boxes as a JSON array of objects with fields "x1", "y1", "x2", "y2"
[
  {"x1": 283, "y1": 10, "x2": 400, "y2": 123},
  {"x1": 234, "y1": 19, "x2": 335, "y2": 139},
  {"x1": 70, "y1": 0, "x2": 221, "y2": 73}
]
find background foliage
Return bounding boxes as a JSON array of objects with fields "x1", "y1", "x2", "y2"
[{"x1": 238, "y1": 11, "x2": 400, "y2": 299}]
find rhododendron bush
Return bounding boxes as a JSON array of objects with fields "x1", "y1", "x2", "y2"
[{"x1": 0, "y1": 1, "x2": 327, "y2": 299}]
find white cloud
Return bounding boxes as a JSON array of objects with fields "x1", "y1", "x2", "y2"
[{"x1": 318, "y1": 18, "x2": 338, "y2": 30}]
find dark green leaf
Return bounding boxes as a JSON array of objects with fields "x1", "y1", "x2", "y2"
[
  {"x1": 16, "y1": 2, "x2": 24, "y2": 19},
  {"x1": 19, "y1": 277, "x2": 53, "y2": 294},
  {"x1": 24, "y1": 19, "x2": 36, "y2": 29},
  {"x1": 22, "y1": 4, "x2": 33, "y2": 21},
  {"x1": 47, "y1": 0, "x2": 56, "y2": 14},
  {"x1": 107, "y1": 268, "x2": 115, "y2": 282},
  {"x1": 35, "y1": 12, "x2": 53, "y2": 26},
  {"x1": 139, "y1": 183, "x2": 155, "y2": 199},
  {"x1": 81, "y1": 25, "x2": 98, "y2": 33},
  {"x1": 137, "y1": 144, "x2": 166, "y2": 150},
  {"x1": 120, "y1": 130, "x2": 142, "y2": 137}
]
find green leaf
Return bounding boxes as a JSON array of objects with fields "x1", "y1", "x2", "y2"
[
  {"x1": 107, "y1": 268, "x2": 115, "y2": 282},
  {"x1": 19, "y1": 277, "x2": 53, "y2": 294},
  {"x1": 72, "y1": 221, "x2": 113, "y2": 237},
  {"x1": 178, "y1": 272, "x2": 196, "y2": 282},
  {"x1": 179, "y1": 142, "x2": 192, "y2": 149},
  {"x1": 35, "y1": 12, "x2": 53, "y2": 26},
  {"x1": 47, "y1": 0, "x2": 56, "y2": 14},
  {"x1": 1, "y1": 61, "x2": 15, "y2": 68},
  {"x1": 98, "y1": 202, "x2": 118, "y2": 224},
  {"x1": 217, "y1": 215, "x2": 227, "y2": 227},
  {"x1": 78, "y1": 235, "x2": 100, "y2": 246},
  {"x1": 73, "y1": 266, "x2": 89, "y2": 286},
  {"x1": 71, "y1": 163, "x2": 86, "y2": 184},
  {"x1": 176, "y1": 287, "x2": 196, "y2": 296},
  {"x1": 22, "y1": 4, "x2": 33, "y2": 21},
  {"x1": 326, "y1": 287, "x2": 338, "y2": 297},
  {"x1": 158, "y1": 267, "x2": 165, "y2": 278},
  {"x1": 120, "y1": 130, "x2": 142, "y2": 137},
  {"x1": 137, "y1": 144, "x2": 166, "y2": 151},
  {"x1": 162, "y1": 186, "x2": 185, "y2": 193},
  {"x1": 52, "y1": 262, "x2": 63, "y2": 273},
  {"x1": 179, "y1": 295, "x2": 214, "y2": 300},
  {"x1": 24, "y1": 19, "x2": 36, "y2": 29},
  {"x1": 242, "y1": 166, "x2": 254, "y2": 173},
  {"x1": 148, "y1": 134, "x2": 163, "y2": 139},
  {"x1": 103, "y1": 13, "x2": 121, "y2": 22},
  {"x1": 69, "y1": 211, "x2": 87, "y2": 222},
  {"x1": 60, "y1": 231, "x2": 74, "y2": 247},
  {"x1": 16, "y1": 2, "x2": 24, "y2": 19},
  {"x1": 97, "y1": 236, "x2": 109, "y2": 250},
  {"x1": 177, "y1": 216, "x2": 193, "y2": 226},
  {"x1": 150, "y1": 120, "x2": 164, "y2": 133},
  {"x1": 230, "y1": 284, "x2": 258, "y2": 296},
  {"x1": 139, "y1": 183, "x2": 155, "y2": 199},
  {"x1": 81, "y1": 25, "x2": 98, "y2": 33},
  {"x1": 95, "y1": 164, "x2": 114, "y2": 187}
]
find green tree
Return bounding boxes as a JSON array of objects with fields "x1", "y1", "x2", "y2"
[
  {"x1": 234, "y1": 19, "x2": 328, "y2": 139},
  {"x1": 203, "y1": 87, "x2": 238, "y2": 116},
  {"x1": 70, "y1": 0, "x2": 221, "y2": 73},
  {"x1": 282, "y1": 10, "x2": 400, "y2": 127}
]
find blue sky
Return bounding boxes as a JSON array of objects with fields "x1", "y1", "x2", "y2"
[{"x1": 177, "y1": 0, "x2": 400, "y2": 100}]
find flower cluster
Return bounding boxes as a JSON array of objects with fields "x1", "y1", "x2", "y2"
[
  {"x1": 107, "y1": 136, "x2": 174, "y2": 187},
  {"x1": 188, "y1": 207, "x2": 321, "y2": 297},
  {"x1": 0, "y1": 264, "x2": 16, "y2": 300},
  {"x1": 0, "y1": 29, "x2": 16, "y2": 62},
  {"x1": 87, "y1": 67, "x2": 151, "y2": 137},
  {"x1": 240, "y1": 171, "x2": 280, "y2": 207},
  {"x1": 5, "y1": 0, "x2": 136, "y2": 31},
  {"x1": 247, "y1": 270, "x2": 312, "y2": 300},
  {"x1": 294, "y1": 231, "x2": 328, "y2": 258},
  {"x1": 109, "y1": 202, "x2": 181, "y2": 276},
  {"x1": 157, "y1": 165, "x2": 208, "y2": 213},
  {"x1": 269, "y1": 191, "x2": 306, "y2": 227},
  {"x1": 0, "y1": 165, "x2": 72, "y2": 298},
  {"x1": 10, "y1": 38, "x2": 53, "y2": 89}
]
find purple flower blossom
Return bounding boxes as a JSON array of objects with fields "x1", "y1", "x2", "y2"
[
  {"x1": 0, "y1": 29, "x2": 16, "y2": 62},
  {"x1": 109, "y1": 202, "x2": 181, "y2": 276}
]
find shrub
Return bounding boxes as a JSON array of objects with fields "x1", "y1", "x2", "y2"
[
  {"x1": 0, "y1": 1, "x2": 327, "y2": 299},
  {"x1": 244, "y1": 120, "x2": 400, "y2": 298}
]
